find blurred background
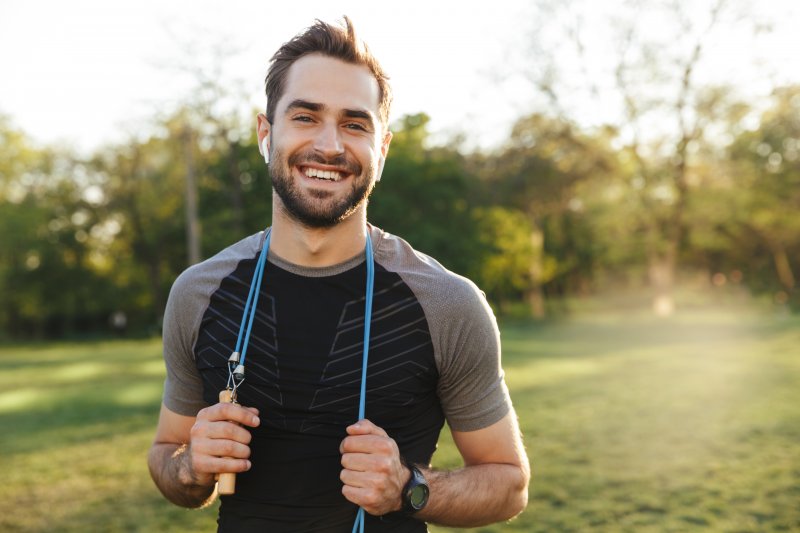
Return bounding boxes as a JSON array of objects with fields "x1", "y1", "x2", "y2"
[
  {"x1": 1, "y1": 0, "x2": 799, "y2": 335},
  {"x1": 1, "y1": 0, "x2": 798, "y2": 531}
]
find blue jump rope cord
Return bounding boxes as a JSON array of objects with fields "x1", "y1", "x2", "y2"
[
  {"x1": 233, "y1": 230, "x2": 271, "y2": 359},
  {"x1": 352, "y1": 236, "x2": 375, "y2": 533},
  {"x1": 239, "y1": 231, "x2": 271, "y2": 366},
  {"x1": 232, "y1": 230, "x2": 374, "y2": 533}
]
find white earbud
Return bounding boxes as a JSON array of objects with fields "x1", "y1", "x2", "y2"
[
  {"x1": 261, "y1": 138, "x2": 270, "y2": 165},
  {"x1": 376, "y1": 156, "x2": 385, "y2": 182}
]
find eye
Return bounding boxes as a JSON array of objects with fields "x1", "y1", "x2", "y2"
[
  {"x1": 344, "y1": 122, "x2": 368, "y2": 132},
  {"x1": 292, "y1": 115, "x2": 314, "y2": 123}
]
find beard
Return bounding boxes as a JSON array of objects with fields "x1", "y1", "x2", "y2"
[{"x1": 269, "y1": 145, "x2": 376, "y2": 229}]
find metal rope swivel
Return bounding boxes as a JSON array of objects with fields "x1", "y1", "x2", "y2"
[{"x1": 225, "y1": 351, "x2": 246, "y2": 402}]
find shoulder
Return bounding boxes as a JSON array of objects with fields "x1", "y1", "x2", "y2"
[
  {"x1": 370, "y1": 224, "x2": 498, "y2": 364},
  {"x1": 370, "y1": 225, "x2": 486, "y2": 312},
  {"x1": 171, "y1": 232, "x2": 264, "y2": 298},
  {"x1": 163, "y1": 231, "x2": 265, "y2": 352}
]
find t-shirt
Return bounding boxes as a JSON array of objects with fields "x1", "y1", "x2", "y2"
[{"x1": 161, "y1": 224, "x2": 511, "y2": 532}]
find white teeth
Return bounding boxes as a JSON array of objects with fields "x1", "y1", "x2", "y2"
[{"x1": 305, "y1": 167, "x2": 342, "y2": 181}]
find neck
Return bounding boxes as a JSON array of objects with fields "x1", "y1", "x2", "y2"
[{"x1": 269, "y1": 199, "x2": 368, "y2": 268}]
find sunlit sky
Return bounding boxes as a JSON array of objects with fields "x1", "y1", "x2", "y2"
[{"x1": 1, "y1": 0, "x2": 799, "y2": 154}]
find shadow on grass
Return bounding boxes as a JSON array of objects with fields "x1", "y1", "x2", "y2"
[{"x1": 0, "y1": 398, "x2": 161, "y2": 458}]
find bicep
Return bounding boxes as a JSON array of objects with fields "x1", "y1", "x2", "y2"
[
  {"x1": 451, "y1": 409, "x2": 527, "y2": 468},
  {"x1": 153, "y1": 403, "x2": 196, "y2": 445}
]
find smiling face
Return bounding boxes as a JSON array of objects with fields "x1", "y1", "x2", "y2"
[{"x1": 259, "y1": 53, "x2": 391, "y2": 229}]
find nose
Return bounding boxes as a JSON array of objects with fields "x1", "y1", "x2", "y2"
[{"x1": 313, "y1": 121, "x2": 344, "y2": 159}]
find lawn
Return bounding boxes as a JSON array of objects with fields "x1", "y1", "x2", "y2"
[{"x1": 1, "y1": 297, "x2": 798, "y2": 532}]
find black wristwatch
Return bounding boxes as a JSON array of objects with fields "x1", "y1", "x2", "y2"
[{"x1": 401, "y1": 463, "x2": 429, "y2": 515}]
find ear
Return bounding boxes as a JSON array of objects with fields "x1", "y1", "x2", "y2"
[
  {"x1": 256, "y1": 113, "x2": 271, "y2": 160},
  {"x1": 376, "y1": 130, "x2": 392, "y2": 182}
]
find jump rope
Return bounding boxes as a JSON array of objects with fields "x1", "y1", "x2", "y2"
[{"x1": 219, "y1": 228, "x2": 376, "y2": 533}]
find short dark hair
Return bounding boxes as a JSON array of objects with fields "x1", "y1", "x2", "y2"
[{"x1": 264, "y1": 16, "x2": 392, "y2": 128}]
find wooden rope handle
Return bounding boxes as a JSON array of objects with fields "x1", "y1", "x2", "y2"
[{"x1": 217, "y1": 389, "x2": 237, "y2": 495}]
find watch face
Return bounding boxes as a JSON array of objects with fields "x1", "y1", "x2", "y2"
[{"x1": 409, "y1": 484, "x2": 428, "y2": 508}]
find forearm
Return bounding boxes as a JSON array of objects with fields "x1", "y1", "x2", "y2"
[
  {"x1": 415, "y1": 462, "x2": 529, "y2": 527},
  {"x1": 147, "y1": 442, "x2": 217, "y2": 509}
]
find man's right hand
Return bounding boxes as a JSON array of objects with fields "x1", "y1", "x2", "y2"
[{"x1": 186, "y1": 401, "x2": 261, "y2": 487}]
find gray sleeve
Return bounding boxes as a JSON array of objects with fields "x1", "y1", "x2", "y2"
[
  {"x1": 428, "y1": 278, "x2": 510, "y2": 432},
  {"x1": 161, "y1": 268, "x2": 210, "y2": 416}
]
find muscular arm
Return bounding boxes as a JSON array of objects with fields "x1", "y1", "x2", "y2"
[
  {"x1": 147, "y1": 402, "x2": 260, "y2": 508},
  {"x1": 340, "y1": 409, "x2": 530, "y2": 527},
  {"x1": 416, "y1": 411, "x2": 530, "y2": 526}
]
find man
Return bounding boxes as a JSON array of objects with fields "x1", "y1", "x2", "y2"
[{"x1": 148, "y1": 17, "x2": 530, "y2": 532}]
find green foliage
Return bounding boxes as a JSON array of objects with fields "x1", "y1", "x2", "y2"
[
  {"x1": 0, "y1": 106, "x2": 275, "y2": 337},
  {"x1": 476, "y1": 114, "x2": 621, "y2": 298},
  {"x1": 369, "y1": 113, "x2": 480, "y2": 276},
  {"x1": 3, "y1": 84, "x2": 800, "y2": 337},
  {"x1": 0, "y1": 124, "x2": 120, "y2": 337},
  {"x1": 484, "y1": 114, "x2": 618, "y2": 216},
  {"x1": 199, "y1": 127, "x2": 274, "y2": 254},
  {"x1": 688, "y1": 87, "x2": 800, "y2": 306},
  {"x1": 471, "y1": 207, "x2": 536, "y2": 304}
]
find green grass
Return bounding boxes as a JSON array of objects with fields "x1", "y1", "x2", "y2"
[{"x1": 1, "y1": 299, "x2": 799, "y2": 532}]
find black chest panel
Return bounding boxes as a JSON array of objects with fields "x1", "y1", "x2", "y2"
[{"x1": 195, "y1": 255, "x2": 442, "y2": 532}]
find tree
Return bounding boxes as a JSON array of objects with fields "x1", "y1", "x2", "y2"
[
  {"x1": 471, "y1": 207, "x2": 536, "y2": 311},
  {"x1": 477, "y1": 114, "x2": 619, "y2": 316},
  {"x1": 89, "y1": 131, "x2": 188, "y2": 327},
  {"x1": 721, "y1": 87, "x2": 800, "y2": 306},
  {"x1": 512, "y1": 0, "x2": 754, "y2": 315},
  {"x1": 0, "y1": 118, "x2": 120, "y2": 337}
]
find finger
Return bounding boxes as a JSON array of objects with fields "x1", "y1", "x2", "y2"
[
  {"x1": 191, "y1": 418, "x2": 253, "y2": 445},
  {"x1": 346, "y1": 418, "x2": 387, "y2": 437},
  {"x1": 341, "y1": 483, "x2": 369, "y2": 506},
  {"x1": 340, "y1": 434, "x2": 397, "y2": 455},
  {"x1": 341, "y1": 484, "x2": 387, "y2": 515},
  {"x1": 204, "y1": 420, "x2": 254, "y2": 445},
  {"x1": 340, "y1": 466, "x2": 382, "y2": 488},
  {"x1": 342, "y1": 451, "x2": 399, "y2": 481},
  {"x1": 203, "y1": 402, "x2": 261, "y2": 427},
  {"x1": 194, "y1": 454, "x2": 252, "y2": 476},
  {"x1": 199, "y1": 435, "x2": 253, "y2": 459},
  {"x1": 340, "y1": 451, "x2": 372, "y2": 472}
]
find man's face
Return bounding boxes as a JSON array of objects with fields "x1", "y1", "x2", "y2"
[{"x1": 259, "y1": 54, "x2": 391, "y2": 228}]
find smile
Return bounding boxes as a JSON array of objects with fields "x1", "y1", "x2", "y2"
[{"x1": 302, "y1": 166, "x2": 345, "y2": 182}]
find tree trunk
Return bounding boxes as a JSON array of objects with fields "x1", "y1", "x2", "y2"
[
  {"x1": 771, "y1": 243, "x2": 796, "y2": 291},
  {"x1": 648, "y1": 248, "x2": 677, "y2": 317},
  {"x1": 183, "y1": 127, "x2": 201, "y2": 265},
  {"x1": 527, "y1": 225, "x2": 546, "y2": 318},
  {"x1": 228, "y1": 141, "x2": 245, "y2": 235}
]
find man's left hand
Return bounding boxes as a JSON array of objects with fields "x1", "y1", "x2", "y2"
[{"x1": 339, "y1": 419, "x2": 411, "y2": 516}]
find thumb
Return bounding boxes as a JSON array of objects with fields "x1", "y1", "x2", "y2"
[{"x1": 346, "y1": 418, "x2": 387, "y2": 437}]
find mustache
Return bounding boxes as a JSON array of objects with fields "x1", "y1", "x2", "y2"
[{"x1": 287, "y1": 151, "x2": 362, "y2": 176}]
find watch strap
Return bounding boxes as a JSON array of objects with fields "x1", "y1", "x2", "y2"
[{"x1": 401, "y1": 463, "x2": 429, "y2": 515}]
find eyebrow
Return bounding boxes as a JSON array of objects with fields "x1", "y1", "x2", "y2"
[
  {"x1": 285, "y1": 99, "x2": 377, "y2": 128},
  {"x1": 286, "y1": 99, "x2": 324, "y2": 113}
]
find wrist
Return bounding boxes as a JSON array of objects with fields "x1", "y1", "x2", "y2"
[
  {"x1": 393, "y1": 463, "x2": 413, "y2": 513},
  {"x1": 400, "y1": 460, "x2": 430, "y2": 515},
  {"x1": 176, "y1": 444, "x2": 214, "y2": 489},
  {"x1": 151, "y1": 442, "x2": 215, "y2": 509}
]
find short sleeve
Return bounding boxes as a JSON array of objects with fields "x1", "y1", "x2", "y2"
[
  {"x1": 431, "y1": 283, "x2": 510, "y2": 432},
  {"x1": 161, "y1": 268, "x2": 211, "y2": 416}
]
